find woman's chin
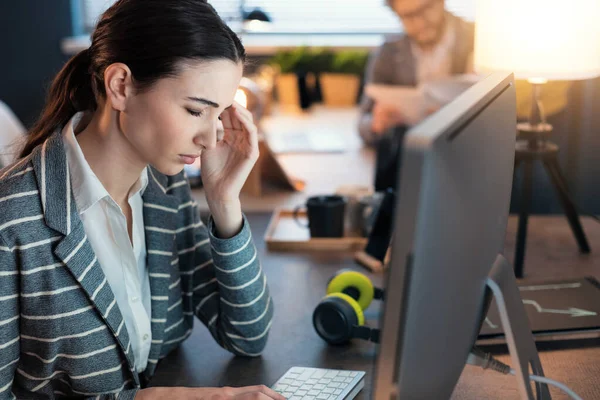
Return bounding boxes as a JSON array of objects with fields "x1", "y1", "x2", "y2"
[{"x1": 150, "y1": 161, "x2": 185, "y2": 177}]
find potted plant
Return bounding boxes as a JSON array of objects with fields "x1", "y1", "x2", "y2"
[
  {"x1": 269, "y1": 47, "x2": 315, "y2": 112},
  {"x1": 320, "y1": 50, "x2": 369, "y2": 107}
]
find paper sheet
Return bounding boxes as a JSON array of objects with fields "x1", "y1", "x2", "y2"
[
  {"x1": 364, "y1": 84, "x2": 426, "y2": 126},
  {"x1": 365, "y1": 74, "x2": 482, "y2": 126}
]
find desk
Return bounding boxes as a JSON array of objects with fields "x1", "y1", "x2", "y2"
[
  {"x1": 151, "y1": 214, "x2": 600, "y2": 399},
  {"x1": 191, "y1": 106, "x2": 375, "y2": 213}
]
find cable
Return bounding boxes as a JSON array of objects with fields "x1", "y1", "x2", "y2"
[
  {"x1": 467, "y1": 346, "x2": 511, "y2": 374},
  {"x1": 508, "y1": 369, "x2": 584, "y2": 400},
  {"x1": 467, "y1": 347, "x2": 584, "y2": 400}
]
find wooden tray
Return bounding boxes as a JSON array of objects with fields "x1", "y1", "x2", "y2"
[{"x1": 264, "y1": 208, "x2": 367, "y2": 252}]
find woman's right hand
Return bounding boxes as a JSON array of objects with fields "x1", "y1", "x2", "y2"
[{"x1": 134, "y1": 385, "x2": 286, "y2": 399}]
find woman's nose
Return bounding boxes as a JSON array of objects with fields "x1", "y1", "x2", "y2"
[{"x1": 195, "y1": 120, "x2": 218, "y2": 150}]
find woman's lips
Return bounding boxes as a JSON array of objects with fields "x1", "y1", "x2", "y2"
[{"x1": 180, "y1": 154, "x2": 199, "y2": 165}]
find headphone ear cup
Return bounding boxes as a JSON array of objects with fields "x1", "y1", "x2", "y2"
[
  {"x1": 313, "y1": 293, "x2": 364, "y2": 345},
  {"x1": 326, "y1": 270, "x2": 375, "y2": 310}
]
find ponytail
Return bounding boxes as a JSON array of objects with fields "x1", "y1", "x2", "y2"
[{"x1": 19, "y1": 49, "x2": 97, "y2": 158}]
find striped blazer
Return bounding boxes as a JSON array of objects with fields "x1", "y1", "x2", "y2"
[{"x1": 0, "y1": 131, "x2": 274, "y2": 399}]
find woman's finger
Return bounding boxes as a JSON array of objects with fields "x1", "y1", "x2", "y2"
[
  {"x1": 234, "y1": 108, "x2": 257, "y2": 136},
  {"x1": 253, "y1": 385, "x2": 285, "y2": 400},
  {"x1": 220, "y1": 107, "x2": 234, "y2": 132},
  {"x1": 231, "y1": 385, "x2": 286, "y2": 400},
  {"x1": 229, "y1": 105, "x2": 243, "y2": 131},
  {"x1": 233, "y1": 102, "x2": 253, "y2": 122},
  {"x1": 234, "y1": 108, "x2": 259, "y2": 158},
  {"x1": 234, "y1": 108, "x2": 259, "y2": 145}
]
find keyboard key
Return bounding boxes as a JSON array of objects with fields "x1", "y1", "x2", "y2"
[
  {"x1": 317, "y1": 394, "x2": 330, "y2": 399},
  {"x1": 338, "y1": 371, "x2": 350, "y2": 377},
  {"x1": 290, "y1": 396, "x2": 303, "y2": 400},
  {"x1": 273, "y1": 384, "x2": 288, "y2": 392},
  {"x1": 308, "y1": 390, "x2": 320, "y2": 396},
  {"x1": 311, "y1": 370, "x2": 327, "y2": 379},
  {"x1": 344, "y1": 378, "x2": 353, "y2": 383},
  {"x1": 302, "y1": 397, "x2": 315, "y2": 400},
  {"x1": 327, "y1": 383, "x2": 340, "y2": 388},
  {"x1": 298, "y1": 369, "x2": 314, "y2": 381},
  {"x1": 319, "y1": 379, "x2": 331, "y2": 385},
  {"x1": 349, "y1": 372, "x2": 358, "y2": 377},
  {"x1": 325, "y1": 371, "x2": 338, "y2": 379},
  {"x1": 333, "y1": 377, "x2": 345, "y2": 383},
  {"x1": 322, "y1": 388, "x2": 334, "y2": 394},
  {"x1": 306, "y1": 379, "x2": 318, "y2": 385},
  {"x1": 334, "y1": 389, "x2": 343, "y2": 395},
  {"x1": 300, "y1": 385, "x2": 312, "y2": 391},
  {"x1": 283, "y1": 392, "x2": 294, "y2": 398},
  {"x1": 314, "y1": 384, "x2": 326, "y2": 390}
]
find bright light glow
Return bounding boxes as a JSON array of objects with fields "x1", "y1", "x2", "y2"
[{"x1": 474, "y1": 0, "x2": 600, "y2": 80}]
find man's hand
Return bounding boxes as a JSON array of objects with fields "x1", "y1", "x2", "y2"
[{"x1": 371, "y1": 103, "x2": 405, "y2": 135}]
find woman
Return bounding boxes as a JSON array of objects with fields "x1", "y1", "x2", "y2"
[{"x1": 0, "y1": 1, "x2": 281, "y2": 399}]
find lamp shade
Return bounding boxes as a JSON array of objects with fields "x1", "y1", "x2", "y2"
[{"x1": 474, "y1": 0, "x2": 600, "y2": 80}]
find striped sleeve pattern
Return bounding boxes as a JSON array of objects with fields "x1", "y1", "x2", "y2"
[
  {"x1": 170, "y1": 174, "x2": 274, "y2": 357},
  {"x1": 0, "y1": 234, "x2": 19, "y2": 400}
]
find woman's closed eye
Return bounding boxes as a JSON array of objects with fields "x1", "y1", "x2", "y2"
[{"x1": 186, "y1": 108, "x2": 204, "y2": 117}]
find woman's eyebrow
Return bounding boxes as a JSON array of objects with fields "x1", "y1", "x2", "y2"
[{"x1": 186, "y1": 97, "x2": 219, "y2": 108}]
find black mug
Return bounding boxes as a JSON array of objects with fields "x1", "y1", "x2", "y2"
[{"x1": 294, "y1": 195, "x2": 347, "y2": 238}]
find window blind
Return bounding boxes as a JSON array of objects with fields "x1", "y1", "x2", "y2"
[{"x1": 80, "y1": 0, "x2": 475, "y2": 34}]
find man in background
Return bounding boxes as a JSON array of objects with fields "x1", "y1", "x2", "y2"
[{"x1": 358, "y1": 0, "x2": 474, "y2": 190}]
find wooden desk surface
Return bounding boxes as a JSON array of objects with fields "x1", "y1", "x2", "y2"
[
  {"x1": 192, "y1": 106, "x2": 375, "y2": 212},
  {"x1": 151, "y1": 214, "x2": 600, "y2": 399}
]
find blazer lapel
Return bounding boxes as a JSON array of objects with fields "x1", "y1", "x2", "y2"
[
  {"x1": 394, "y1": 37, "x2": 417, "y2": 87},
  {"x1": 447, "y1": 13, "x2": 475, "y2": 75},
  {"x1": 31, "y1": 132, "x2": 139, "y2": 384},
  {"x1": 141, "y1": 168, "x2": 180, "y2": 375}
]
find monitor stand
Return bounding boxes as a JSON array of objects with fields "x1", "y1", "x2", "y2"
[{"x1": 484, "y1": 254, "x2": 551, "y2": 400}]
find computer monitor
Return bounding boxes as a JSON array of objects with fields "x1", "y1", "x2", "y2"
[{"x1": 373, "y1": 72, "x2": 519, "y2": 399}]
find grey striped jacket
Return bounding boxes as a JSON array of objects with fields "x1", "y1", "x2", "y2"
[{"x1": 0, "y1": 131, "x2": 274, "y2": 399}]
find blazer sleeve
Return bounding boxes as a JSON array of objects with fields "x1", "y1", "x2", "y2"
[
  {"x1": 358, "y1": 42, "x2": 398, "y2": 145},
  {"x1": 0, "y1": 235, "x2": 19, "y2": 400},
  {"x1": 186, "y1": 204, "x2": 274, "y2": 357}
]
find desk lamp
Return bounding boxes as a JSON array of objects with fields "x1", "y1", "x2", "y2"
[
  {"x1": 240, "y1": 0, "x2": 271, "y2": 32},
  {"x1": 474, "y1": 0, "x2": 600, "y2": 277}
]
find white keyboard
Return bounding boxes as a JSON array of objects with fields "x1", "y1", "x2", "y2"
[{"x1": 272, "y1": 367, "x2": 366, "y2": 400}]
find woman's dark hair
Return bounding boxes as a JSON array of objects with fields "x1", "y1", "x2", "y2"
[{"x1": 20, "y1": 0, "x2": 245, "y2": 158}]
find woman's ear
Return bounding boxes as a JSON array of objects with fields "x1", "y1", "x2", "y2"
[{"x1": 103, "y1": 63, "x2": 134, "y2": 112}]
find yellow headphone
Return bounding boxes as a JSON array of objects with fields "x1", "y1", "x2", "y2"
[{"x1": 312, "y1": 269, "x2": 384, "y2": 345}]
